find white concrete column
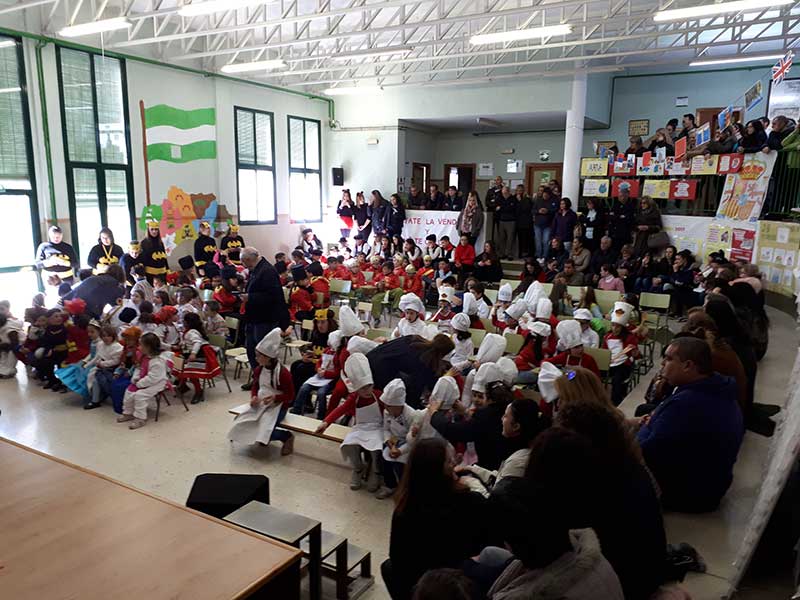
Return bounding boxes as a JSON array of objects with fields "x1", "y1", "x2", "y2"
[{"x1": 562, "y1": 72, "x2": 587, "y2": 202}]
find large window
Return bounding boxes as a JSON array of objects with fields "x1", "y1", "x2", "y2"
[
  {"x1": 235, "y1": 106, "x2": 276, "y2": 224},
  {"x1": 288, "y1": 115, "x2": 321, "y2": 223},
  {"x1": 57, "y1": 47, "x2": 134, "y2": 262},
  {"x1": 0, "y1": 35, "x2": 42, "y2": 310}
]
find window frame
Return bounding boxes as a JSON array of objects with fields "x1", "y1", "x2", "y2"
[
  {"x1": 287, "y1": 114, "x2": 322, "y2": 224},
  {"x1": 0, "y1": 34, "x2": 42, "y2": 280},
  {"x1": 55, "y1": 45, "x2": 135, "y2": 263},
  {"x1": 234, "y1": 105, "x2": 277, "y2": 225}
]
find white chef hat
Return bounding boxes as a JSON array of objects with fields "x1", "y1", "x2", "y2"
[
  {"x1": 462, "y1": 292, "x2": 478, "y2": 316},
  {"x1": 347, "y1": 335, "x2": 379, "y2": 354},
  {"x1": 344, "y1": 258, "x2": 358, "y2": 268},
  {"x1": 255, "y1": 327, "x2": 282, "y2": 358},
  {"x1": 343, "y1": 353, "x2": 373, "y2": 392},
  {"x1": 524, "y1": 281, "x2": 545, "y2": 312},
  {"x1": 438, "y1": 286, "x2": 456, "y2": 304},
  {"x1": 611, "y1": 301, "x2": 635, "y2": 326},
  {"x1": 527, "y1": 320, "x2": 552, "y2": 337},
  {"x1": 556, "y1": 319, "x2": 583, "y2": 350},
  {"x1": 451, "y1": 312, "x2": 471, "y2": 332},
  {"x1": 498, "y1": 283, "x2": 513, "y2": 302},
  {"x1": 476, "y1": 333, "x2": 507, "y2": 364},
  {"x1": 381, "y1": 378, "x2": 407, "y2": 407},
  {"x1": 573, "y1": 308, "x2": 593, "y2": 322},
  {"x1": 399, "y1": 293, "x2": 425, "y2": 315},
  {"x1": 421, "y1": 323, "x2": 439, "y2": 341},
  {"x1": 535, "y1": 297, "x2": 553, "y2": 320},
  {"x1": 327, "y1": 329, "x2": 343, "y2": 350},
  {"x1": 537, "y1": 362, "x2": 563, "y2": 403},
  {"x1": 431, "y1": 376, "x2": 460, "y2": 410},
  {"x1": 339, "y1": 305, "x2": 364, "y2": 337},
  {"x1": 472, "y1": 363, "x2": 503, "y2": 393},
  {"x1": 504, "y1": 300, "x2": 528, "y2": 322},
  {"x1": 496, "y1": 357, "x2": 518, "y2": 386}
]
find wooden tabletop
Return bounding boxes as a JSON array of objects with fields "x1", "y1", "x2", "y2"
[{"x1": 0, "y1": 437, "x2": 301, "y2": 600}]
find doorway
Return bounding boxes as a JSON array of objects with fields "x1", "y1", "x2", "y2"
[
  {"x1": 526, "y1": 163, "x2": 563, "y2": 196},
  {"x1": 444, "y1": 163, "x2": 476, "y2": 195},
  {"x1": 411, "y1": 162, "x2": 430, "y2": 192}
]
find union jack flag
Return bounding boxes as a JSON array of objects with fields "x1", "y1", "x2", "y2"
[{"x1": 773, "y1": 51, "x2": 794, "y2": 85}]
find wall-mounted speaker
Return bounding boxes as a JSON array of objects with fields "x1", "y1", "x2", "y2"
[{"x1": 332, "y1": 167, "x2": 344, "y2": 186}]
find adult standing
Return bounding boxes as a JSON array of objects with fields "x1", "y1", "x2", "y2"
[
  {"x1": 407, "y1": 185, "x2": 426, "y2": 209},
  {"x1": 139, "y1": 219, "x2": 168, "y2": 283},
  {"x1": 35, "y1": 225, "x2": 79, "y2": 296},
  {"x1": 552, "y1": 198, "x2": 578, "y2": 253},
  {"x1": 515, "y1": 184, "x2": 534, "y2": 258},
  {"x1": 455, "y1": 191, "x2": 484, "y2": 245},
  {"x1": 353, "y1": 192, "x2": 372, "y2": 241},
  {"x1": 675, "y1": 113, "x2": 696, "y2": 140},
  {"x1": 426, "y1": 184, "x2": 446, "y2": 211},
  {"x1": 579, "y1": 197, "x2": 606, "y2": 252},
  {"x1": 495, "y1": 186, "x2": 518, "y2": 260},
  {"x1": 239, "y1": 247, "x2": 291, "y2": 379},
  {"x1": 86, "y1": 227, "x2": 124, "y2": 275},
  {"x1": 533, "y1": 187, "x2": 557, "y2": 259},
  {"x1": 484, "y1": 175, "x2": 504, "y2": 210},
  {"x1": 337, "y1": 189, "x2": 355, "y2": 239},
  {"x1": 607, "y1": 185, "x2": 636, "y2": 252},
  {"x1": 443, "y1": 186, "x2": 464, "y2": 212},
  {"x1": 193, "y1": 221, "x2": 217, "y2": 276},
  {"x1": 387, "y1": 193, "x2": 406, "y2": 239},
  {"x1": 624, "y1": 135, "x2": 646, "y2": 157},
  {"x1": 632, "y1": 196, "x2": 663, "y2": 257},
  {"x1": 62, "y1": 264, "x2": 126, "y2": 319},
  {"x1": 369, "y1": 190, "x2": 389, "y2": 242},
  {"x1": 220, "y1": 224, "x2": 245, "y2": 265}
]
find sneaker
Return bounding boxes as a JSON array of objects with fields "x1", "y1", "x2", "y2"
[
  {"x1": 375, "y1": 486, "x2": 395, "y2": 500},
  {"x1": 128, "y1": 419, "x2": 146, "y2": 430},
  {"x1": 350, "y1": 469, "x2": 364, "y2": 490},
  {"x1": 366, "y1": 470, "x2": 381, "y2": 493},
  {"x1": 190, "y1": 391, "x2": 205, "y2": 404},
  {"x1": 117, "y1": 414, "x2": 135, "y2": 423},
  {"x1": 281, "y1": 434, "x2": 295, "y2": 456}
]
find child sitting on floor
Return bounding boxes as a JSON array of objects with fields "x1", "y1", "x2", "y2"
[
  {"x1": 118, "y1": 332, "x2": 168, "y2": 430},
  {"x1": 85, "y1": 325, "x2": 123, "y2": 410},
  {"x1": 0, "y1": 304, "x2": 24, "y2": 378}
]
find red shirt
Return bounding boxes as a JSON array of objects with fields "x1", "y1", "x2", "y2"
[
  {"x1": 404, "y1": 274, "x2": 424, "y2": 298},
  {"x1": 330, "y1": 265, "x2": 350, "y2": 280},
  {"x1": 322, "y1": 346, "x2": 349, "y2": 380},
  {"x1": 64, "y1": 325, "x2": 90, "y2": 365},
  {"x1": 310, "y1": 276, "x2": 330, "y2": 308},
  {"x1": 515, "y1": 333, "x2": 548, "y2": 371},
  {"x1": 213, "y1": 286, "x2": 239, "y2": 313},
  {"x1": 324, "y1": 389, "x2": 384, "y2": 424},
  {"x1": 602, "y1": 331, "x2": 641, "y2": 366},
  {"x1": 348, "y1": 271, "x2": 366, "y2": 288},
  {"x1": 454, "y1": 244, "x2": 475, "y2": 266},
  {"x1": 375, "y1": 272, "x2": 401, "y2": 290},
  {"x1": 544, "y1": 351, "x2": 600, "y2": 378},
  {"x1": 289, "y1": 287, "x2": 314, "y2": 320},
  {"x1": 251, "y1": 365, "x2": 295, "y2": 407},
  {"x1": 393, "y1": 266, "x2": 405, "y2": 278}
]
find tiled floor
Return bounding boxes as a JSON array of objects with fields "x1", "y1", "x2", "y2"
[{"x1": 0, "y1": 307, "x2": 796, "y2": 600}]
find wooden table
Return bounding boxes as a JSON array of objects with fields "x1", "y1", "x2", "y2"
[{"x1": 0, "y1": 437, "x2": 302, "y2": 600}]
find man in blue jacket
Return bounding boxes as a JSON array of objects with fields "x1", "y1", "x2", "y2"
[{"x1": 637, "y1": 337, "x2": 744, "y2": 513}]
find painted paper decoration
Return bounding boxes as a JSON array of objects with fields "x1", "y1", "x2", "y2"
[
  {"x1": 674, "y1": 137, "x2": 687, "y2": 160},
  {"x1": 666, "y1": 157, "x2": 690, "y2": 176},
  {"x1": 669, "y1": 179, "x2": 698, "y2": 201},
  {"x1": 583, "y1": 179, "x2": 610, "y2": 197},
  {"x1": 716, "y1": 152, "x2": 778, "y2": 223},
  {"x1": 612, "y1": 179, "x2": 640, "y2": 198},
  {"x1": 690, "y1": 154, "x2": 719, "y2": 175},
  {"x1": 642, "y1": 179, "x2": 670, "y2": 199},
  {"x1": 612, "y1": 158, "x2": 635, "y2": 176},
  {"x1": 637, "y1": 156, "x2": 664, "y2": 176},
  {"x1": 717, "y1": 153, "x2": 743, "y2": 174},
  {"x1": 580, "y1": 158, "x2": 609, "y2": 177}
]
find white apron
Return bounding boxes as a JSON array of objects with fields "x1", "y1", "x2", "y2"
[
  {"x1": 340, "y1": 396, "x2": 384, "y2": 456},
  {"x1": 606, "y1": 338, "x2": 626, "y2": 368},
  {"x1": 382, "y1": 407, "x2": 416, "y2": 464},
  {"x1": 227, "y1": 369, "x2": 283, "y2": 445}
]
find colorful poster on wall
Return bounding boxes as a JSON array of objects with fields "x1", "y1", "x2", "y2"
[
  {"x1": 642, "y1": 179, "x2": 670, "y2": 199},
  {"x1": 662, "y1": 215, "x2": 713, "y2": 256},
  {"x1": 669, "y1": 179, "x2": 698, "y2": 200},
  {"x1": 612, "y1": 158, "x2": 635, "y2": 176},
  {"x1": 612, "y1": 179, "x2": 640, "y2": 198},
  {"x1": 580, "y1": 158, "x2": 609, "y2": 177},
  {"x1": 144, "y1": 104, "x2": 217, "y2": 163},
  {"x1": 694, "y1": 122, "x2": 711, "y2": 147},
  {"x1": 730, "y1": 227, "x2": 756, "y2": 263},
  {"x1": 717, "y1": 153, "x2": 744, "y2": 174},
  {"x1": 583, "y1": 179, "x2": 610, "y2": 197},
  {"x1": 674, "y1": 137, "x2": 687, "y2": 160},
  {"x1": 756, "y1": 220, "x2": 800, "y2": 296},
  {"x1": 637, "y1": 157, "x2": 665, "y2": 176},
  {"x1": 705, "y1": 224, "x2": 732, "y2": 259},
  {"x1": 478, "y1": 163, "x2": 494, "y2": 177},
  {"x1": 666, "y1": 157, "x2": 690, "y2": 176},
  {"x1": 745, "y1": 80, "x2": 763, "y2": 112},
  {"x1": 716, "y1": 152, "x2": 778, "y2": 224},
  {"x1": 691, "y1": 154, "x2": 719, "y2": 175}
]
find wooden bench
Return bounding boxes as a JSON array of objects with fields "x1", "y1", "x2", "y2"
[{"x1": 229, "y1": 405, "x2": 352, "y2": 444}]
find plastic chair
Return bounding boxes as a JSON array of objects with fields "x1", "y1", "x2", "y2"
[
  {"x1": 366, "y1": 328, "x2": 391, "y2": 340},
  {"x1": 584, "y1": 346, "x2": 612, "y2": 384},
  {"x1": 479, "y1": 317, "x2": 496, "y2": 332},
  {"x1": 283, "y1": 320, "x2": 313, "y2": 362},
  {"x1": 504, "y1": 333, "x2": 525, "y2": 355},
  {"x1": 154, "y1": 381, "x2": 189, "y2": 422},
  {"x1": 469, "y1": 328, "x2": 487, "y2": 348},
  {"x1": 640, "y1": 292, "x2": 671, "y2": 329},
  {"x1": 594, "y1": 290, "x2": 622, "y2": 317},
  {"x1": 484, "y1": 289, "x2": 499, "y2": 303},
  {"x1": 174, "y1": 345, "x2": 231, "y2": 394}
]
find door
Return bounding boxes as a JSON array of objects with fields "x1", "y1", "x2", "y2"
[
  {"x1": 696, "y1": 108, "x2": 723, "y2": 135},
  {"x1": 411, "y1": 162, "x2": 430, "y2": 192},
  {"x1": 526, "y1": 163, "x2": 563, "y2": 196},
  {"x1": 444, "y1": 163, "x2": 476, "y2": 194}
]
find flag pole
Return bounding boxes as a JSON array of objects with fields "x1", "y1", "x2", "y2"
[{"x1": 139, "y1": 100, "x2": 151, "y2": 206}]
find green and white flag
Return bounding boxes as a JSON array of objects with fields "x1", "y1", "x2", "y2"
[{"x1": 144, "y1": 104, "x2": 217, "y2": 163}]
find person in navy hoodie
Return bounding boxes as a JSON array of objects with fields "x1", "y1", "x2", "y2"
[{"x1": 637, "y1": 337, "x2": 744, "y2": 513}]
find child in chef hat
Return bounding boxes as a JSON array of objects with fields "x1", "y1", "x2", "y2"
[{"x1": 375, "y1": 378, "x2": 416, "y2": 500}]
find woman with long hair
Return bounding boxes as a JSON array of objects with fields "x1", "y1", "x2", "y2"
[
  {"x1": 354, "y1": 191, "x2": 372, "y2": 240},
  {"x1": 387, "y1": 193, "x2": 406, "y2": 239},
  {"x1": 337, "y1": 189, "x2": 355, "y2": 239},
  {"x1": 473, "y1": 241, "x2": 504, "y2": 283},
  {"x1": 455, "y1": 191, "x2": 485, "y2": 246},
  {"x1": 369, "y1": 190, "x2": 389, "y2": 240},
  {"x1": 513, "y1": 257, "x2": 544, "y2": 297},
  {"x1": 87, "y1": 227, "x2": 124, "y2": 275},
  {"x1": 632, "y1": 196, "x2": 663, "y2": 258},
  {"x1": 220, "y1": 224, "x2": 245, "y2": 265},
  {"x1": 579, "y1": 197, "x2": 606, "y2": 252},
  {"x1": 382, "y1": 438, "x2": 489, "y2": 600},
  {"x1": 738, "y1": 119, "x2": 768, "y2": 154}
]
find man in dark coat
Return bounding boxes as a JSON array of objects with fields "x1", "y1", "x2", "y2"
[
  {"x1": 61, "y1": 265, "x2": 126, "y2": 319},
  {"x1": 607, "y1": 185, "x2": 637, "y2": 251}
]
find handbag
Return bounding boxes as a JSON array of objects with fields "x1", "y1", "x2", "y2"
[{"x1": 648, "y1": 230, "x2": 670, "y2": 249}]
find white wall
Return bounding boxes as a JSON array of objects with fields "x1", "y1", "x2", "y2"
[{"x1": 328, "y1": 128, "x2": 399, "y2": 200}]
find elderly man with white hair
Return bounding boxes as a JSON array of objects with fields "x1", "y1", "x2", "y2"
[{"x1": 239, "y1": 246, "x2": 291, "y2": 389}]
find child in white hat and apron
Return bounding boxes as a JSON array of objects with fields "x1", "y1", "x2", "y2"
[
  {"x1": 602, "y1": 301, "x2": 640, "y2": 406},
  {"x1": 498, "y1": 300, "x2": 528, "y2": 335},
  {"x1": 514, "y1": 321, "x2": 552, "y2": 385},
  {"x1": 228, "y1": 328, "x2": 296, "y2": 454},
  {"x1": 546, "y1": 319, "x2": 601, "y2": 378},
  {"x1": 430, "y1": 285, "x2": 457, "y2": 330},
  {"x1": 392, "y1": 293, "x2": 427, "y2": 338},
  {"x1": 449, "y1": 313, "x2": 474, "y2": 372},
  {"x1": 490, "y1": 283, "x2": 514, "y2": 325},
  {"x1": 375, "y1": 378, "x2": 419, "y2": 500},
  {"x1": 317, "y1": 353, "x2": 385, "y2": 491},
  {"x1": 572, "y1": 308, "x2": 600, "y2": 348}
]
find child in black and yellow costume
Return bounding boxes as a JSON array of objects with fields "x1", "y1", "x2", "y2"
[
  {"x1": 35, "y1": 225, "x2": 79, "y2": 292},
  {"x1": 120, "y1": 241, "x2": 145, "y2": 288},
  {"x1": 140, "y1": 219, "x2": 168, "y2": 283},
  {"x1": 220, "y1": 224, "x2": 245, "y2": 266},
  {"x1": 193, "y1": 221, "x2": 217, "y2": 276}
]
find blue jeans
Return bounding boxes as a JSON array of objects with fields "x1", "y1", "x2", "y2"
[
  {"x1": 246, "y1": 322, "x2": 277, "y2": 369},
  {"x1": 380, "y1": 455, "x2": 405, "y2": 489},
  {"x1": 514, "y1": 370, "x2": 539, "y2": 385},
  {"x1": 291, "y1": 380, "x2": 334, "y2": 419},
  {"x1": 534, "y1": 225, "x2": 551, "y2": 258},
  {"x1": 271, "y1": 404, "x2": 290, "y2": 443}
]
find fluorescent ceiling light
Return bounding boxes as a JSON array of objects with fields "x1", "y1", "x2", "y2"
[
  {"x1": 59, "y1": 17, "x2": 132, "y2": 38},
  {"x1": 331, "y1": 46, "x2": 413, "y2": 61},
  {"x1": 689, "y1": 53, "x2": 784, "y2": 66},
  {"x1": 654, "y1": 0, "x2": 793, "y2": 22},
  {"x1": 220, "y1": 59, "x2": 286, "y2": 73},
  {"x1": 470, "y1": 24, "x2": 572, "y2": 45},
  {"x1": 0, "y1": 40, "x2": 15, "y2": 49},
  {"x1": 323, "y1": 85, "x2": 383, "y2": 96},
  {"x1": 179, "y1": 0, "x2": 263, "y2": 17}
]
